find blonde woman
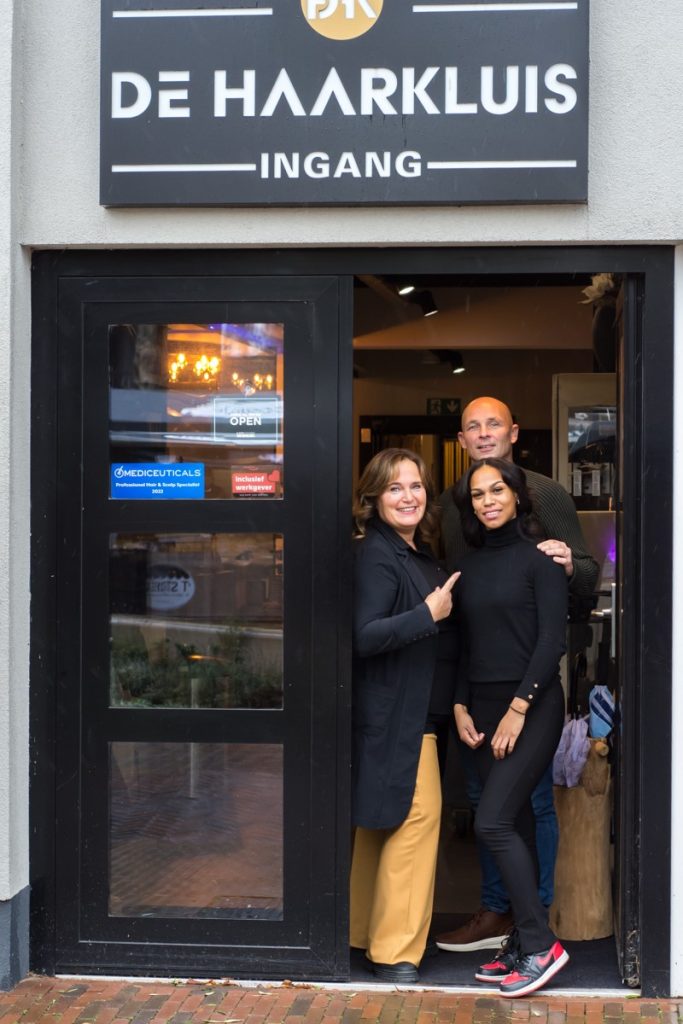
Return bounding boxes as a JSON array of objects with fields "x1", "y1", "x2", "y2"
[{"x1": 350, "y1": 448, "x2": 459, "y2": 983}]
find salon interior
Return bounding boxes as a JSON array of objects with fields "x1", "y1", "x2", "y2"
[{"x1": 350, "y1": 272, "x2": 619, "y2": 988}]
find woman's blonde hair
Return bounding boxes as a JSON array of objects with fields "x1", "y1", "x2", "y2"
[{"x1": 353, "y1": 447, "x2": 440, "y2": 545}]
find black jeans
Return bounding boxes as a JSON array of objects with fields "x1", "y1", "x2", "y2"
[{"x1": 471, "y1": 679, "x2": 565, "y2": 954}]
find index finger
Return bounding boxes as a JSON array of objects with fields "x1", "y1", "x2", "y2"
[{"x1": 441, "y1": 571, "x2": 461, "y2": 593}]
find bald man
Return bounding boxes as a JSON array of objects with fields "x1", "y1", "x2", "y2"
[
  {"x1": 440, "y1": 397, "x2": 598, "y2": 593},
  {"x1": 435, "y1": 397, "x2": 599, "y2": 954}
]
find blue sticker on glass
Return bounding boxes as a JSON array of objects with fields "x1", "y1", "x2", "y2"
[{"x1": 111, "y1": 463, "x2": 205, "y2": 500}]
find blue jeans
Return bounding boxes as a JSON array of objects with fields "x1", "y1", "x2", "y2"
[{"x1": 461, "y1": 742, "x2": 559, "y2": 912}]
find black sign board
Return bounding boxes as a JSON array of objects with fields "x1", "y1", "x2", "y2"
[{"x1": 100, "y1": 0, "x2": 588, "y2": 207}]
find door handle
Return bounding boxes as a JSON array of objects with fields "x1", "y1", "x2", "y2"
[{"x1": 611, "y1": 581, "x2": 617, "y2": 660}]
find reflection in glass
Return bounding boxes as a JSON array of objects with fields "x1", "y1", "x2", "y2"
[
  {"x1": 567, "y1": 404, "x2": 616, "y2": 509},
  {"x1": 110, "y1": 533, "x2": 283, "y2": 709},
  {"x1": 109, "y1": 323, "x2": 284, "y2": 499},
  {"x1": 109, "y1": 742, "x2": 283, "y2": 919}
]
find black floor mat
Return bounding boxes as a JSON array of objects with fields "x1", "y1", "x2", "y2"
[{"x1": 350, "y1": 915, "x2": 624, "y2": 990}]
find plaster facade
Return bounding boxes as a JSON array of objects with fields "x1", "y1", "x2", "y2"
[
  {"x1": 13, "y1": 1, "x2": 683, "y2": 249},
  {"x1": 1, "y1": 0, "x2": 682, "y2": 994}
]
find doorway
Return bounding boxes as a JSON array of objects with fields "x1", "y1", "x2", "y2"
[
  {"x1": 351, "y1": 272, "x2": 622, "y2": 989},
  {"x1": 30, "y1": 248, "x2": 673, "y2": 995}
]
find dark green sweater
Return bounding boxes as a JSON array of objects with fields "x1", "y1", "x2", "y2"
[{"x1": 439, "y1": 468, "x2": 600, "y2": 597}]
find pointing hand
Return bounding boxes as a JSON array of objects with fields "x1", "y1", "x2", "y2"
[{"x1": 425, "y1": 571, "x2": 461, "y2": 622}]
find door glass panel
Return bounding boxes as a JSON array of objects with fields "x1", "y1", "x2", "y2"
[
  {"x1": 110, "y1": 533, "x2": 283, "y2": 709},
  {"x1": 109, "y1": 323, "x2": 284, "y2": 499},
  {"x1": 109, "y1": 742, "x2": 283, "y2": 919}
]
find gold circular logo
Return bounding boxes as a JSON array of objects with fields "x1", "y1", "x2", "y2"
[{"x1": 301, "y1": 0, "x2": 383, "y2": 40}]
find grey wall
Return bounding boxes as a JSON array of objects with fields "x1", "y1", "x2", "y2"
[
  {"x1": 15, "y1": 1, "x2": 683, "y2": 248},
  {"x1": 0, "y1": 0, "x2": 30, "y2": 946}
]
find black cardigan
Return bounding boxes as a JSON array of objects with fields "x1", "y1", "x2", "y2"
[{"x1": 352, "y1": 518, "x2": 442, "y2": 829}]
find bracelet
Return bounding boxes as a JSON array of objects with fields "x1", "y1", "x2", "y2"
[{"x1": 509, "y1": 704, "x2": 527, "y2": 716}]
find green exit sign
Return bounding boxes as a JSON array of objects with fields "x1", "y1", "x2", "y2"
[{"x1": 426, "y1": 398, "x2": 461, "y2": 416}]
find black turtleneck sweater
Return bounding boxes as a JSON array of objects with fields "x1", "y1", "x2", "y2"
[{"x1": 453, "y1": 519, "x2": 568, "y2": 709}]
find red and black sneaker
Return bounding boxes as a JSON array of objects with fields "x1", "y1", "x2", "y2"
[
  {"x1": 474, "y1": 928, "x2": 520, "y2": 983},
  {"x1": 498, "y1": 941, "x2": 569, "y2": 998}
]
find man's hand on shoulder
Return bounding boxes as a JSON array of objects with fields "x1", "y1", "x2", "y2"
[{"x1": 536, "y1": 538, "x2": 574, "y2": 578}]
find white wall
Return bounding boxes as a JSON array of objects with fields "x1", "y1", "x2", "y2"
[
  {"x1": 0, "y1": 0, "x2": 12, "y2": 903},
  {"x1": 0, "y1": 0, "x2": 30, "y2": 905},
  {"x1": 15, "y1": 0, "x2": 683, "y2": 249}
]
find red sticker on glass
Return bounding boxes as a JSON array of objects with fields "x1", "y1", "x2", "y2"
[{"x1": 232, "y1": 470, "x2": 281, "y2": 495}]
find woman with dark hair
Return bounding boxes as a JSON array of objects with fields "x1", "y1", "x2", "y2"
[
  {"x1": 350, "y1": 448, "x2": 459, "y2": 983},
  {"x1": 453, "y1": 457, "x2": 569, "y2": 998}
]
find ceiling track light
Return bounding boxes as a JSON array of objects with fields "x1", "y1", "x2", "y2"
[
  {"x1": 433, "y1": 349, "x2": 465, "y2": 374},
  {"x1": 449, "y1": 351, "x2": 466, "y2": 374},
  {"x1": 413, "y1": 290, "x2": 438, "y2": 317},
  {"x1": 397, "y1": 282, "x2": 416, "y2": 296}
]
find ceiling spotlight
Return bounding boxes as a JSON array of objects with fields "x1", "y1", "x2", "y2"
[
  {"x1": 433, "y1": 349, "x2": 466, "y2": 374},
  {"x1": 397, "y1": 282, "x2": 416, "y2": 296},
  {"x1": 414, "y1": 290, "x2": 439, "y2": 317}
]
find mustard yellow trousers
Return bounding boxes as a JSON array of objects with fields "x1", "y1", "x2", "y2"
[{"x1": 349, "y1": 733, "x2": 442, "y2": 966}]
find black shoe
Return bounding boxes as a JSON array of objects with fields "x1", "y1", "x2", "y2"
[
  {"x1": 498, "y1": 941, "x2": 569, "y2": 998},
  {"x1": 367, "y1": 959, "x2": 419, "y2": 983},
  {"x1": 422, "y1": 940, "x2": 439, "y2": 960},
  {"x1": 474, "y1": 928, "x2": 520, "y2": 982}
]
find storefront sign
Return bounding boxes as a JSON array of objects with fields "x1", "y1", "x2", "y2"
[
  {"x1": 100, "y1": 0, "x2": 588, "y2": 206},
  {"x1": 110, "y1": 462, "x2": 205, "y2": 498}
]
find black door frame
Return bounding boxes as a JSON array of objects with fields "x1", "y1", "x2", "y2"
[
  {"x1": 31, "y1": 246, "x2": 674, "y2": 996},
  {"x1": 30, "y1": 262, "x2": 354, "y2": 980}
]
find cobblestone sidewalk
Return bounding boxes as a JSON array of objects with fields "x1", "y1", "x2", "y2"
[{"x1": 0, "y1": 978, "x2": 682, "y2": 1024}]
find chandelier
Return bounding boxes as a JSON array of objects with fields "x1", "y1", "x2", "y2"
[
  {"x1": 231, "y1": 371, "x2": 274, "y2": 395},
  {"x1": 168, "y1": 352, "x2": 221, "y2": 384}
]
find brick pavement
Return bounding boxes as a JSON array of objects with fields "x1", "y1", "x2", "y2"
[{"x1": 0, "y1": 978, "x2": 681, "y2": 1024}]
